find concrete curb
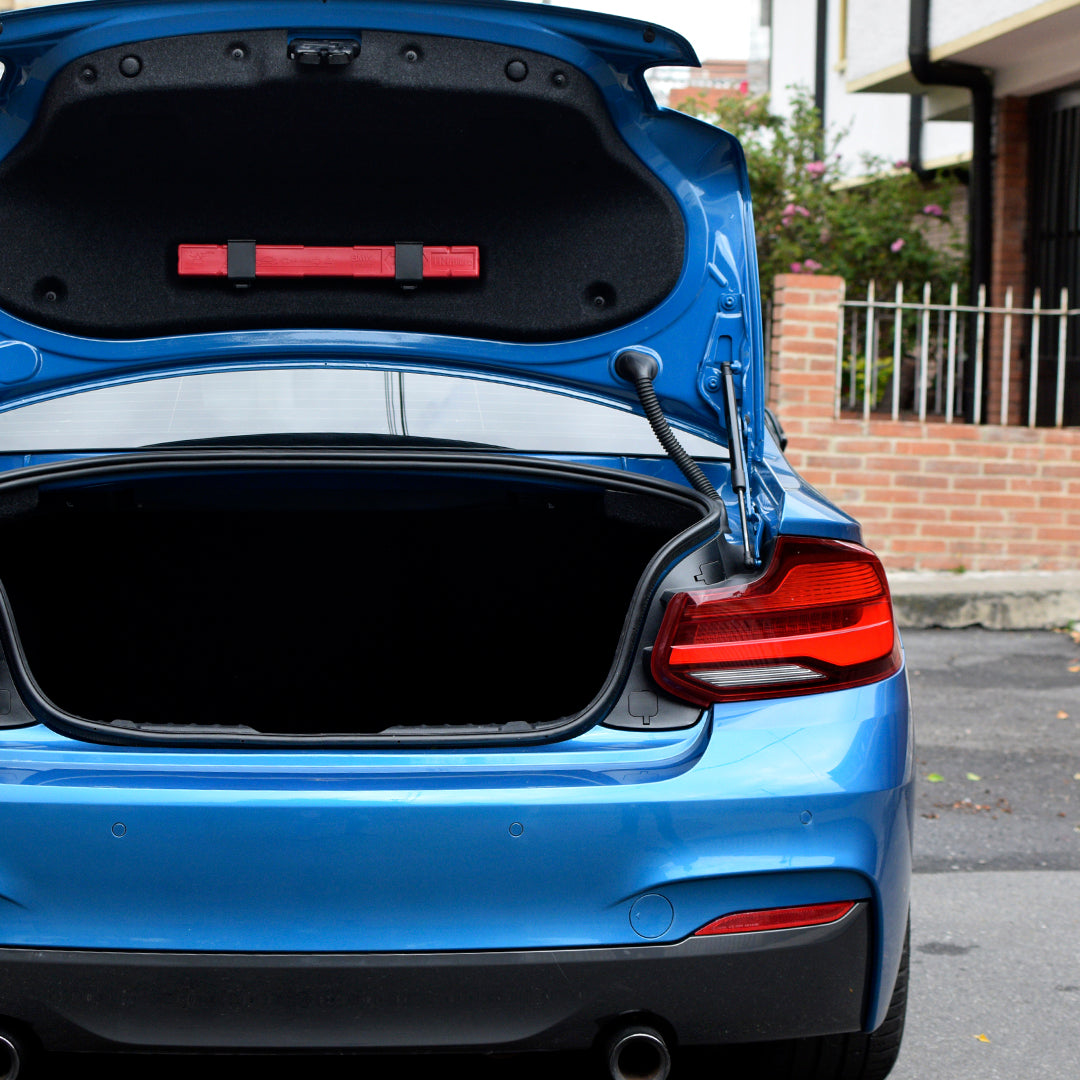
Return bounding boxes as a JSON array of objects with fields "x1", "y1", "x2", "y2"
[{"x1": 887, "y1": 570, "x2": 1080, "y2": 630}]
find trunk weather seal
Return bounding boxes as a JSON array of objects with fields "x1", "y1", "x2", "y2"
[{"x1": 0, "y1": 449, "x2": 719, "y2": 749}]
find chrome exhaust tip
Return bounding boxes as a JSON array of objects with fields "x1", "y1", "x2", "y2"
[
  {"x1": 0, "y1": 1033, "x2": 21, "y2": 1080},
  {"x1": 605, "y1": 1026, "x2": 671, "y2": 1080}
]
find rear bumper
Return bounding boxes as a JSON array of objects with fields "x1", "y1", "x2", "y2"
[{"x1": 0, "y1": 904, "x2": 869, "y2": 1053}]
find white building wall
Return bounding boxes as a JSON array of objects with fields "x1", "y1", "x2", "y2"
[
  {"x1": 772, "y1": 0, "x2": 970, "y2": 172},
  {"x1": 930, "y1": 0, "x2": 1058, "y2": 48},
  {"x1": 846, "y1": 0, "x2": 911, "y2": 83},
  {"x1": 768, "y1": 0, "x2": 818, "y2": 100}
]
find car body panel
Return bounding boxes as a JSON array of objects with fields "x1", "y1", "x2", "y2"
[{"x1": 0, "y1": 669, "x2": 911, "y2": 1033}]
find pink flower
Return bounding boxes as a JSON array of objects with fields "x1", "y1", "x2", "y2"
[
  {"x1": 781, "y1": 203, "x2": 810, "y2": 227},
  {"x1": 805, "y1": 161, "x2": 826, "y2": 177},
  {"x1": 922, "y1": 203, "x2": 943, "y2": 216},
  {"x1": 790, "y1": 262, "x2": 803, "y2": 273},
  {"x1": 890, "y1": 238, "x2": 905, "y2": 253},
  {"x1": 893, "y1": 159, "x2": 910, "y2": 170},
  {"x1": 802, "y1": 258, "x2": 823, "y2": 272}
]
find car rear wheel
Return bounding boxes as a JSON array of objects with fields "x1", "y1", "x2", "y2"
[
  {"x1": 691, "y1": 919, "x2": 909, "y2": 1080},
  {"x1": 761, "y1": 918, "x2": 910, "y2": 1080}
]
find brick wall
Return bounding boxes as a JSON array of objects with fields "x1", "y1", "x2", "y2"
[{"x1": 769, "y1": 273, "x2": 1080, "y2": 572}]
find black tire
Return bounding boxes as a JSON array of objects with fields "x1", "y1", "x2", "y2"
[
  {"x1": 687, "y1": 919, "x2": 910, "y2": 1080},
  {"x1": 777, "y1": 918, "x2": 910, "y2": 1080}
]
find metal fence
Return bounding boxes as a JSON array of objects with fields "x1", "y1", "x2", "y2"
[{"x1": 837, "y1": 283, "x2": 1080, "y2": 427}]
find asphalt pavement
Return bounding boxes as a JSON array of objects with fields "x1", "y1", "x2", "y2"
[{"x1": 889, "y1": 628, "x2": 1080, "y2": 1080}]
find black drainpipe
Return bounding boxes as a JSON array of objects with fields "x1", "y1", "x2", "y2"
[
  {"x1": 908, "y1": 95, "x2": 925, "y2": 177},
  {"x1": 814, "y1": 0, "x2": 828, "y2": 132},
  {"x1": 908, "y1": 0, "x2": 993, "y2": 305}
]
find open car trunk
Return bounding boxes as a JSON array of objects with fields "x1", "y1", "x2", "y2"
[{"x1": 0, "y1": 457, "x2": 710, "y2": 740}]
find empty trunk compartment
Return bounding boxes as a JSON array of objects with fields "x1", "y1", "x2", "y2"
[{"x1": 0, "y1": 459, "x2": 707, "y2": 739}]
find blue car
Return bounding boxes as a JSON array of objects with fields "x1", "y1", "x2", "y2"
[{"x1": 0, "y1": 2, "x2": 912, "y2": 1078}]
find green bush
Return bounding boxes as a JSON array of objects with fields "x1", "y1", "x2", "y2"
[{"x1": 678, "y1": 89, "x2": 967, "y2": 306}]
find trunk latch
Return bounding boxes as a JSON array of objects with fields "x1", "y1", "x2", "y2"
[{"x1": 288, "y1": 39, "x2": 361, "y2": 66}]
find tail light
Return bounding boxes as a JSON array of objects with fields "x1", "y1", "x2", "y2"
[{"x1": 651, "y1": 536, "x2": 900, "y2": 705}]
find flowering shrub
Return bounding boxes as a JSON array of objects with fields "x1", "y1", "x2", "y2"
[{"x1": 677, "y1": 89, "x2": 966, "y2": 304}]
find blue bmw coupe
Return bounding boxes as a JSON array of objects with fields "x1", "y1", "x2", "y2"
[{"x1": 0, "y1": 3, "x2": 912, "y2": 1078}]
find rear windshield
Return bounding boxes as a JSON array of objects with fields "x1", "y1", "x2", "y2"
[{"x1": 0, "y1": 368, "x2": 727, "y2": 457}]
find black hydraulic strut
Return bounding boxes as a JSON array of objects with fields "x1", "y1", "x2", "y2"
[
  {"x1": 720, "y1": 362, "x2": 755, "y2": 567},
  {"x1": 615, "y1": 350, "x2": 720, "y2": 503}
]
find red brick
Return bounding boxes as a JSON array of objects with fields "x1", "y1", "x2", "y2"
[
  {"x1": 964, "y1": 442, "x2": 1012, "y2": 459},
  {"x1": 917, "y1": 555, "x2": 977, "y2": 571},
  {"x1": 953, "y1": 475, "x2": 1008, "y2": 491},
  {"x1": 976, "y1": 525, "x2": 1038, "y2": 541},
  {"x1": 1037, "y1": 495, "x2": 1080, "y2": 511},
  {"x1": 949, "y1": 507, "x2": 1006, "y2": 523},
  {"x1": 877, "y1": 520, "x2": 919, "y2": 537},
  {"x1": 978, "y1": 492, "x2": 1038, "y2": 509},
  {"x1": 924, "y1": 490, "x2": 977, "y2": 506},
  {"x1": 893, "y1": 439, "x2": 954, "y2": 457},
  {"x1": 924, "y1": 459, "x2": 983, "y2": 475},
  {"x1": 890, "y1": 539, "x2": 948, "y2": 553},
  {"x1": 830, "y1": 466, "x2": 888, "y2": 482},
  {"x1": 982, "y1": 461, "x2": 1031, "y2": 477},
  {"x1": 805, "y1": 454, "x2": 863, "y2": 470},
  {"x1": 1011, "y1": 510, "x2": 1063, "y2": 525},
  {"x1": 897, "y1": 473, "x2": 951, "y2": 489},
  {"x1": 865, "y1": 420, "x2": 925, "y2": 438},
  {"x1": 927, "y1": 524, "x2": 980, "y2": 539},
  {"x1": 893, "y1": 506, "x2": 948, "y2": 522}
]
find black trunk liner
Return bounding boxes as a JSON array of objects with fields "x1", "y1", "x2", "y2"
[{"x1": 0, "y1": 477, "x2": 690, "y2": 733}]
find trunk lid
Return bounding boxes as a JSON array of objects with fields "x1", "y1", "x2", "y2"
[{"x1": 0, "y1": 0, "x2": 763, "y2": 455}]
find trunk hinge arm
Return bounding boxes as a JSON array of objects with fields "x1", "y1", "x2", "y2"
[
  {"x1": 718, "y1": 361, "x2": 754, "y2": 568},
  {"x1": 697, "y1": 294, "x2": 760, "y2": 567}
]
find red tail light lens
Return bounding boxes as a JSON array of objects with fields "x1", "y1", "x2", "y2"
[{"x1": 651, "y1": 536, "x2": 900, "y2": 704}]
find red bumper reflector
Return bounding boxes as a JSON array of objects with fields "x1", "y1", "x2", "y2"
[
  {"x1": 177, "y1": 244, "x2": 480, "y2": 279},
  {"x1": 694, "y1": 900, "x2": 856, "y2": 936}
]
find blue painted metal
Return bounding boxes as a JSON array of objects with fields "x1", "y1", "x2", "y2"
[
  {"x1": 0, "y1": 670, "x2": 911, "y2": 1028},
  {"x1": 0, "y1": 0, "x2": 760, "y2": 453}
]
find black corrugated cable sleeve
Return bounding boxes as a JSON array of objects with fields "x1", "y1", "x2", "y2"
[{"x1": 615, "y1": 350, "x2": 721, "y2": 502}]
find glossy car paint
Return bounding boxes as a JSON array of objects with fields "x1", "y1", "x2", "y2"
[{"x1": 0, "y1": 0, "x2": 913, "y2": 1054}]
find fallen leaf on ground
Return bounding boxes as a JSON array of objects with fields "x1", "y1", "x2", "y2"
[
  {"x1": 926, "y1": 773, "x2": 944, "y2": 783},
  {"x1": 934, "y1": 798, "x2": 993, "y2": 812},
  {"x1": 921, "y1": 812, "x2": 939, "y2": 820},
  {"x1": 1057, "y1": 711, "x2": 1070, "y2": 720},
  {"x1": 966, "y1": 772, "x2": 981, "y2": 781},
  {"x1": 1074, "y1": 773, "x2": 1080, "y2": 781},
  {"x1": 1069, "y1": 664, "x2": 1080, "y2": 673},
  {"x1": 974, "y1": 1033, "x2": 990, "y2": 1043}
]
